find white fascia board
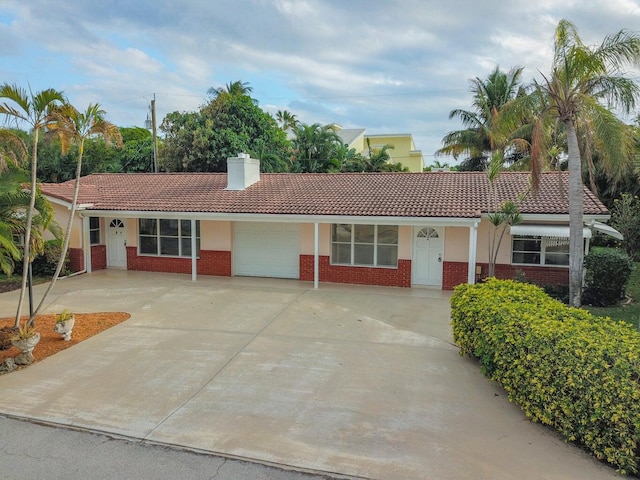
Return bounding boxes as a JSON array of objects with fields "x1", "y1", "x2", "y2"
[
  {"x1": 44, "y1": 195, "x2": 72, "y2": 208},
  {"x1": 515, "y1": 213, "x2": 611, "y2": 222},
  {"x1": 82, "y1": 210, "x2": 480, "y2": 227}
]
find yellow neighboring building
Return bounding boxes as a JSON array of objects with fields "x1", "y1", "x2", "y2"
[{"x1": 333, "y1": 126, "x2": 424, "y2": 172}]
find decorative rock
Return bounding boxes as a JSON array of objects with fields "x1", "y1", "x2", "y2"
[
  {"x1": 11, "y1": 332, "x2": 40, "y2": 355},
  {"x1": 0, "y1": 358, "x2": 16, "y2": 372},
  {"x1": 14, "y1": 352, "x2": 34, "y2": 365}
]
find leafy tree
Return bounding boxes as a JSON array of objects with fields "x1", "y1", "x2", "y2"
[
  {"x1": 527, "y1": 19, "x2": 640, "y2": 307},
  {"x1": 437, "y1": 66, "x2": 527, "y2": 171},
  {"x1": 160, "y1": 89, "x2": 290, "y2": 172},
  {"x1": 0, "y1": 84, "x2": 65, "y2": 327},
  {"x1": 610, "y1": 193, "x2": 640, "y2": 260},
  {"x1": 33, "y1": 103, "x2": 121, "y2": 320}
]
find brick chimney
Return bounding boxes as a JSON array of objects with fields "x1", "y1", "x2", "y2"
[{"x1": 226, "y1": 153, "x2": 260, "y2": 190}]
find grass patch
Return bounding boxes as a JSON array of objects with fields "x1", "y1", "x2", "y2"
[
  {"x1": 583, "y1": 262, "x2": 640, "y2": 329},
  {"x1": 0, "y1": 273, "x2": 50, "y2": 294}
]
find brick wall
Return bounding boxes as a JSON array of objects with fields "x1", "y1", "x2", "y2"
[
  {"x1": 91, "y1": 245, "x2": 107, "y2": 271},
  {"x1": 68, "y1": 248, "x2": 84, "y2": 273},
  {"x1": 126, "y1": 247, "x2": 231, "y2": 276},
  {"x1": 443, "y1": 261, "x2": 569, "y2": 290},
  {"x1": 300, "y1": 255, "x2": 411, "y2": 287}
]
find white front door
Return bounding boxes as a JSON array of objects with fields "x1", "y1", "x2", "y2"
[
  {"x1": 107, "y1": 218, "x2": 127, "y2": 268},
  {"x1": 412, "y1": 226, "x2": 444, "y2": 287}
]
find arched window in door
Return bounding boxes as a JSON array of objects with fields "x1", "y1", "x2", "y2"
[
  {"x1": 109, "y1": 219, "x2": 125, "y2": 229},
  {"x1": 417, "y1": 227, "x2": 439, "y2": 239}
]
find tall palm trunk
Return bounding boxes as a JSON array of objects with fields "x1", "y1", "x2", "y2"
[
  {"x1": 566, "y1": 120, "x2": 584, "y2": 307},
  {"x1": 31, "y1": 140, "x2": 85, "y2": 320},
  {"x1": 14, "y1": 128, "x2": 39, "y2": 327}
]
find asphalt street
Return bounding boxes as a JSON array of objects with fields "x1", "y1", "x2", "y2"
[{"x1": 0, "y1": 416, "x2": 347, "y2": 480}]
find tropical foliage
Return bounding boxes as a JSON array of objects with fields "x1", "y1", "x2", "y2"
[
  {"x1": 161, "y1": 83, "x2": 290, "y2": 173},
  {"x1": 437, "y1": 66, "x2": 527, "y2": 171},
  {"x1": 451, "y1": 279, "x2": 640, "y2": 474},
  {"x1": 0, "y1": 83, "x2": 65, "y2": 326}
]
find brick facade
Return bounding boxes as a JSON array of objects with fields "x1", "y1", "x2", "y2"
[
  {"x1": 443, "y1": 260, "x2": 569, "y2": 290},
  {"x1": 126, "y1": 247, "x2": 231, "y2": 276},
  {"x1": 68, "y1": 248, "x2": 84, "y2": 273},
  {"x1": 300, "y1": 255, "x2": 411, "y2": 287},
  {"x1": 91, "y1": 245, "x2": 107, "y2": 271}
]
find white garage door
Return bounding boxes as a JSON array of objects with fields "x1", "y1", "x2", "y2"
[{"x1": 233, "y1": 222, "x2": 300, "y2": 278}]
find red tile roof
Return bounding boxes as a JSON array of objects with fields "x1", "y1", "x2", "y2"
[{"x1": 40, "y1": 171, "x2": 608, "y2": 218}]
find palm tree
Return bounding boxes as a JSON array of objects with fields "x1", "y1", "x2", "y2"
[
  {"x1": 0, "y1": 84, "x2": 65, "y2": 326},
  {"x1": 32, "y1": 103, "x2": 122, "y2": 318},
  {"x1": 530, "y1": 20, "x2": 640, "y2": 306},
  {"x1": 363, "y1": 138, "x2": 395, "y2": 172},
  {"x1": 437, "y1": 66, "x2": 526, "y2": 170},
  {"x1": 207, "y1": 80, "x2": 253, "y2": 101},
  {"x1": 276, "y1": 110, "x2": 298, "y2": 131},
  {"x1": 290, "y1": 123, "x2": 342, "y2": 172}
]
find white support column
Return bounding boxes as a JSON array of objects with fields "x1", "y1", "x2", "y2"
[
  {"x1": 467, "y1": 222, "x2": 479, "y2": 284},
  {"x1": 314, "y1": 223, "x2": 319, "y2": 289},
  {"x1": 82, "y1": 215, "x2": 92, "y2": 273},
  {"x1": 191, "y1": 219, "x2": 197, "y2": 282}
]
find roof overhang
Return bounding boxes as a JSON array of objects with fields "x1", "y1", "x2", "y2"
[{"x1": 78, "y1": 210, "x2": 481, "y2": 227}]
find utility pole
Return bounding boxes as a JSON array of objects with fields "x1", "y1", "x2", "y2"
[{"x1": 151, "y1": 94, "x2": 158, "y2": 173}]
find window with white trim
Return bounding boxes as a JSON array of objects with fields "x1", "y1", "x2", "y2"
[
  {"x1": 511, "y1": 236, "x2": 571, "y2": 266},
  {"x1": 331, "y1": 224, "x2": 398, "y2": 267},
  {"x1": 89, "y1": 217, "x2": 100, "y2": 245},
  {"x1": 138, "y1": 219, "x2": 200, "y2": 257}
]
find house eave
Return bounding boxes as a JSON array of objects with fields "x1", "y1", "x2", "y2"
[{"x1": 80, "y1": 210, "x2": 481, "y2": 226}]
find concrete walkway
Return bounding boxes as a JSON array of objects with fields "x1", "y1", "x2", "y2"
[{"x1": 0, "y1": 271, "x2": 622, "y2": 480}]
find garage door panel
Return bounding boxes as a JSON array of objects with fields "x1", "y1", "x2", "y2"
[{"x1": 234, "y1": 223, "x2": 300, "y2": 278}]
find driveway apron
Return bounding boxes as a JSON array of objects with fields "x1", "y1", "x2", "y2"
[{"x1": 0, "y1": 271, "x2": 622, "y2": 480}]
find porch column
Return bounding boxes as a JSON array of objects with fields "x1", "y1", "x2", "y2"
[
  {"x1": 82, "y1": 215, "x2": 92, "y2": 273},
  {"x1": 191, "y1": 219, "x2": 197, "y2": 282},
  {"x1": 467, "y1": 222, "x2": 478, "y2": 284},
  {"x1": 314, "y1": 223, "x2": 319, "y2": 289}
]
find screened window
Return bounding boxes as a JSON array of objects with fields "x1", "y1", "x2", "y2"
[
  {"x1": 331, "y1": 224, "x2": 398, "y2": 267},
  {"x1": 89, "y1": 217, "x2": 100, "y2": 245},
  {"x1": 512, "y1": 236, "x2": 570, "y2": 266},
  {"x1": 139, "y1": 219, "x2": 200, "y2": 257}
]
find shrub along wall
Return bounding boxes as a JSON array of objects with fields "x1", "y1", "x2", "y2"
[{"x1": 451, "y1": 278, "x2": 640, "y2": 474}]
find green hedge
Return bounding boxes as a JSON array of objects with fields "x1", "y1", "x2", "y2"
[{"x1": 451, "y1": 278, "x2": 640, "y2": 474}]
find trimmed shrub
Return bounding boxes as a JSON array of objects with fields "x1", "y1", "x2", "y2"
[
  {"x1": 451, "y1": 278, "x2": 640, "y2": 474},
  {"x1": 583, "y1": 248, "x2": 633, "y2": 306}
]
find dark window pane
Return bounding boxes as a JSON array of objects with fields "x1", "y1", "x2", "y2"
[
  {"x1": 139, "y1": 218, "x2": 156, "y2": 235},
  {"x1": 377, "y1": 225, "x2": 398, "y2": 245},
  {"x1": 377, "y1": 245, "x2": 398, "y2": 266},
  {"x1": 160, "y1": 219, "x2": 179, "y2": 236},
  {"x1": 545, "y1": 253, "x2": 569, "y2": 266},
  {"x1": 332, "y1": 224, "x2": 351, "y2": 242},
  {"x1": 181, "y1": 220, "x2": 191, "y2": 236},
  {"x1": 513, "y1": 237, "x2": 541, "y2": 252},
  {"x1": 512, "y1": 252, "x2": 540, "y2": 264},
  {"x1": 90, "y1": 230, "x2": 100, "y2": 245},
  {"x1": 332, "y1": 243, "x2": 351, "y2": 264},
  {"x1": 354, "y1": 224, "x2": 375, "y2": 243},
  {"x1": 354, "y1": 244, "x2": 374, "y2": 265},
  {"x1": 89, "y1": 217, "x2": 100, "y2": 229},
  {"x1": 160, "y1": 237, "x2": 179, "y2": 256},
  {"x1": 140, "y1": 236, "x2": 157, "y2": 254}
]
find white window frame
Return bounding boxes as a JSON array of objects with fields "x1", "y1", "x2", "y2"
[
  {"x1": 331, "y1": 224, "x2": 398, "y2": 268},
  {"x1": 138, "y1": 219, "x2": 200, "y2": 258},
  {"x1": 511, "y1": 235, "x2": 586, "y2": 267}
]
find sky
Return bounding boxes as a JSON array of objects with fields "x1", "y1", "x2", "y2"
[{"x1": 1, "y1": 0, "x2": 640, "y2": 166}]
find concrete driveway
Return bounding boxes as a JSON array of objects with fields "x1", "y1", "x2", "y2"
[{"x1": 0, "y1": 271, "x2": 622, "y2": 480}]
